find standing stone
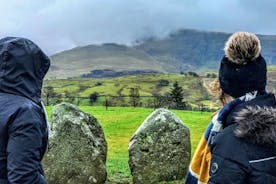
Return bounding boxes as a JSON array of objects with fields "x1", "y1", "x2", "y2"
[
  {"x1": 128, "y1": 108, "x2": 191, "y2": 184},
  {"x1": 43, "y1": 103, "x2": 107, "y2": 184}
]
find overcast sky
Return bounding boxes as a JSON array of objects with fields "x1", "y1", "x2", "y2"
[{"x1": 0, "y1": 0, "x2": 275, "y2": 55}]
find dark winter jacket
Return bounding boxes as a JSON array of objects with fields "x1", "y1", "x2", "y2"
[
  {"x1": 0, "y1": 37, "x2": 50, "y2": 184},
  {"x1": 208, "y1": 93, "x2": 276, "y2": 184}
]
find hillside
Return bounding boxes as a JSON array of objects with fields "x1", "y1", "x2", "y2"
[
  {"x1": 137, "y1": 29, "x2": 276, "y2": 72},
  {"x1": 43, "y1": 74, "x2": 216, "y2": 109},
  {"x1": 49, "y1": 43, "x2": 164, "y2": 78},
  {"x1": 43, "y1": 71, "x2": 276, "y2": 109},
  {"x1": 47, "y1": 29, "x2": 276, "y2": 79}
]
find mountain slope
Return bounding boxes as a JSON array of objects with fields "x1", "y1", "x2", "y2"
[
  {"x1": 136, "y1": 29, "x2": 276, "y2": 72},
  {"x1": 47, "y1": 29, "x2": 276, "y2": 79},
  {"x1": 49, "y1": 43, "x2": 164, "y2": 78}
]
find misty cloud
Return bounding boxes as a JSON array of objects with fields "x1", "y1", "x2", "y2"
[{"x1": 0, "y1": 0, "x2": 275, "y2": 54}]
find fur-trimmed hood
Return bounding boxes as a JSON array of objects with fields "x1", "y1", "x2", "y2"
[
  {"x1": 234, "y1": 106, "x2": 276, "y2": 146},
  {"x1": 224, "y1": 32, "x2": 261, "y2": 64}
]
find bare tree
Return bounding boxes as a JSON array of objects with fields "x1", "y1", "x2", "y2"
[{"x1": 129, "y1": 87, "x2": 140, "y2": 107}]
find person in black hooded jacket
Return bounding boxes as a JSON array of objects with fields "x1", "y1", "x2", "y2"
[
  {"x1": 0, "y1": 37, "x2": 50, "y2": 184},
  {"x1": 204, "y1": 32, "x2": 276, "y2": 184}
]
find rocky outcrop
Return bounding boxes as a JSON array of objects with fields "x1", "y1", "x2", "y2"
[
  {"x1": 43, "y1": 103, "x2": 107, "y2": 184},
  {"x1": 128, "y1": 108, "x2": 191, "y2": 184}
]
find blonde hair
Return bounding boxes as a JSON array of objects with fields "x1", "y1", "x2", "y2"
[{"x1": 204, "y1": 78, "x2": 233, "y2": 106}]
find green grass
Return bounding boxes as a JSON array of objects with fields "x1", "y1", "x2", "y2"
[{"x1": 45, "y1": 106, "x2": 211, "y2": 179}]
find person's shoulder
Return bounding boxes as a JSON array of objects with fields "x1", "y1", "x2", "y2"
[
  {"x1": 16, "y1": 99, "x2": 41, "y2": 114},
  {"x1": 213, "y1": 104, "x2": 276, "y2": 163},
  {"x1": 2, "y1": 93, "x2": 41, "y2": 112},
  {"x1": 211, "y1": 124, "x2": 250, "y2": 165},
  {"x1": 214, "y1": 124, "x2": 241, "y2": 146},
  {"x1": 213, "y1": 124, "x2": 243, "y2": 149}
]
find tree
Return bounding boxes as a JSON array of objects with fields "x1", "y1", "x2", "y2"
[
  {"x1": 64, "y1": 90, "x2": 74, "y2": 103},
  {"x1": 95, "y1": 82, "x2": 103, "y2": 86},
  {"x1": 43, "y1": 86, "x2": 56, "y2": 106},
  {"x1": 129, "y1": 87, "x2": 140, "y2": 107},
  {"x1": 188, "y1": 71, "x2": 199, "y2": 77},
  {"x1": 103, "y1": 96, "x2": 112, "y2": 110},
  {"x1": 152, "y1": 93, "x2": 171, "y2": 109},
  {"x1": 157, "y1": 79, "x2": 170, "y2": 87},
  {"x1": 206, "y1": 73, "x2": 217, "y2": 78},
  {"x1": 89, "y1": 92, "x2": 99, "y2": 105},
  {"x1": 169, "y1": 81, "x2": 185, "y2": 109}
]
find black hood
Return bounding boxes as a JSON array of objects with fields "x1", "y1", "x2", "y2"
[{"x1": 0, "y1": 37, "x2": 50, "y2": 104}]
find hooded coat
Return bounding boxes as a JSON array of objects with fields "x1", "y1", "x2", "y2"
[
  {"x1": 208, "y1": 93, "x2": 276, "y2": 184},
  {"x1": 208, "y1": 32, "x2": 276, "y2": 184},
  {"x1": 0, "y1": 37, "x2": 50, "y2": 184}
]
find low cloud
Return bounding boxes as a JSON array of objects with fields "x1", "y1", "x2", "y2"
[{"x1": 0, "y1": 0, "x2": 275, "y2": 54}]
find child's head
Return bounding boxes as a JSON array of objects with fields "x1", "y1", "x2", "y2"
[{"x1": 206, "y1": 32, "x2": 267, "y2": 105}]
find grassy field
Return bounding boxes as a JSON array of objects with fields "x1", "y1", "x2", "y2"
[
  {"x1": 44, "y1": 74, "x2": 194, "y2": 97},
  {"x1": 43, "y1": 72, "x2": 276, "y2": 110},
  {"x1": 43, "y1": 71, "x2": 275, "y2": 183},
  {"x1": 43, "y1": 74, "x2": 220, "y2": 109},
  {"x1": 45, "y1": 106, "x2": 211, "y2": 181}
]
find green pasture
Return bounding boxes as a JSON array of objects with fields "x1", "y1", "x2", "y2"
[
  {"x1": 43, "y1": 74, "x2": 216, "y2": 108},
  {"x1": 45, "y1": 106, "x2": 211, "y2": 180},
  {"x1": 44, "y1": 74, "x2": 197, "y2": 97}
]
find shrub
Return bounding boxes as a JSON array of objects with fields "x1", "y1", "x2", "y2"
[{"x1": 158, "y1": 79, "x2": 170, "y2": 87}]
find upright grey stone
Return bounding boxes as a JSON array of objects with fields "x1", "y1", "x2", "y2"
[
  {"x1": 43, "y1": 103, "x2": 107, "y2": 184},
  {"x1": 128, "y1": 108, "x2": 191, "y2": 184}
]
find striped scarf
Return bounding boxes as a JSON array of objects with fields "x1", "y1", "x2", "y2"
[{"x1": 185, "y1": 91, "x2": 259, "y2": 184}]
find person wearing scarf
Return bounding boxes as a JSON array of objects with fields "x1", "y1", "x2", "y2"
[{"x1": 185, "y1": 32, "x2": 276, "y2": 184}]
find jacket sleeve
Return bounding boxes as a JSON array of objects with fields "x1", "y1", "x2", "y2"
[{"x1": 7, "y1": 104, "x2": 47, "y2": 184}]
